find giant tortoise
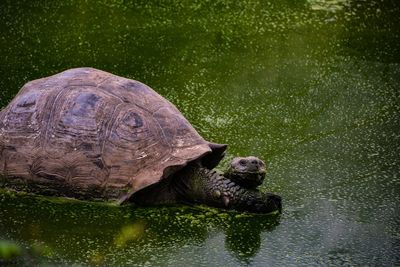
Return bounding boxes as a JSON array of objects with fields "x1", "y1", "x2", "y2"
[{"x1": 0, "y1": 68, "x2": 281, "y2": 213}]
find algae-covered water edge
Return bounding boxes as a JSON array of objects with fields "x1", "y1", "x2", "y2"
[
  {"x1": 0, "y1": 189, "x2": 280, "y2": 266},
  {"x1": 1, "y1": 0, "x2": 400, "y2": 266}
]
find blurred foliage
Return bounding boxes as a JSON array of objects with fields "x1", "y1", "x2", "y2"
[{"x1": 0, "y1": 240, "x2": 22, "y2": 260}]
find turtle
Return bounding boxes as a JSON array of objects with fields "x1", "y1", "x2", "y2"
[{"x1": 0, "y1": 68, "x2": 281, "y2": 214}]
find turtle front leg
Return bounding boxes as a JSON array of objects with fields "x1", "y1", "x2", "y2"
[{"x1": 176, "y1": 165, "x2": 282, "y2": 214}]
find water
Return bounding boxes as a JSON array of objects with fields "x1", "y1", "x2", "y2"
[{"x1": 1, "y1": 0, "x2": 399, "y2": 266}]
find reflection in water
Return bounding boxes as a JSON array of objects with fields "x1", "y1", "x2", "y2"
[
  {"x1": 0, "y1": 191, "x2": 280, "y2": 265},
  {"x1": 225, "y1": 215, "x2": 280, "y2": 262}
]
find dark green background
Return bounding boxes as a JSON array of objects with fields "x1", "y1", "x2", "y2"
[{"x1": 1, "y1": 0, "x2": 399, "y2": 265}]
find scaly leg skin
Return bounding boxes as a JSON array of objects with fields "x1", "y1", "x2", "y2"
[{"x1": 172, "y1": 164, "x2": 282, "y2": 214}]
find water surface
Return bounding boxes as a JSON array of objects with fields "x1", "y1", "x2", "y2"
[{"x1": 0, "y1": 0, "x2": 399, "y2": 266}]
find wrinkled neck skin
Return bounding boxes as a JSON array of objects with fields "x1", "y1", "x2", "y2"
[{"x1": 172, "y1": 164, "x2": 282, "y2": 214}]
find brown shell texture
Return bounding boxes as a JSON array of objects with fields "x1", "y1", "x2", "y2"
[{"x1": 0, "y1": 68, "x2": 219, "y2": 202}]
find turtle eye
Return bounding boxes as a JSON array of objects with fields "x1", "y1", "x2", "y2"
[{"x1": 239, "y1": 159, "x2": 247, "y2": 166}]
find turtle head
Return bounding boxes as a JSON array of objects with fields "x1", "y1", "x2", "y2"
[{"x1": 225, "y1": 156, "x2": 266, "y2": 189}]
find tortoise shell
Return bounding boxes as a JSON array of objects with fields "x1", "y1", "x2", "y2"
[{"x1": 0, "y1": 68, "x2": 226, "y2": 202}]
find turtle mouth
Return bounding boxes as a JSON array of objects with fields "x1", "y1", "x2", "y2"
[{"x1": 228, "y1": 170, "x2": 266, "y2": 188}]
